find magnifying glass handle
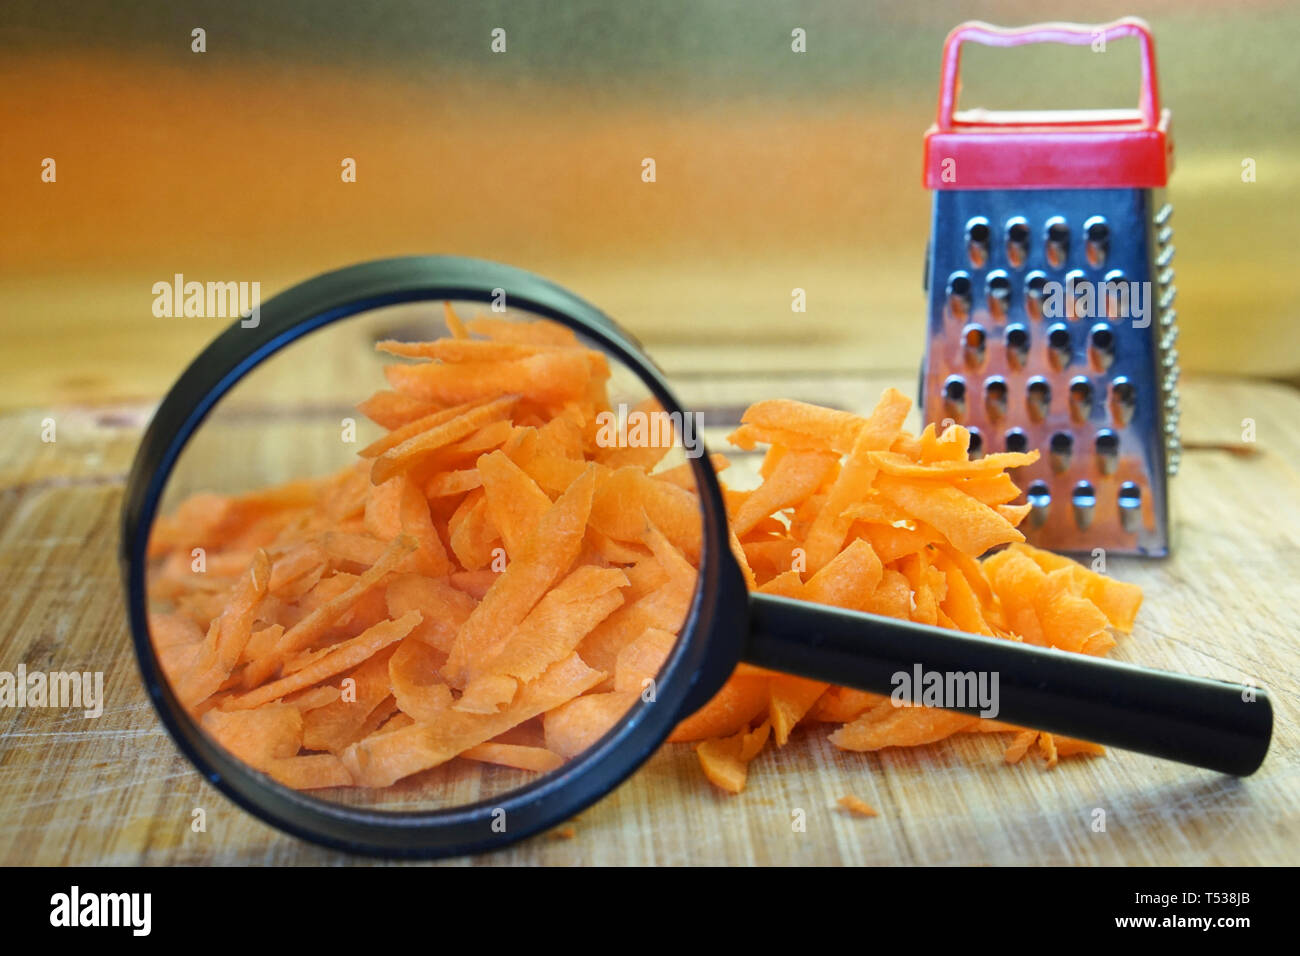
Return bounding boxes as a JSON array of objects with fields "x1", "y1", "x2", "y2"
[{"x1": 744, "y1": 592, "x2": 1271, "y2": 776}]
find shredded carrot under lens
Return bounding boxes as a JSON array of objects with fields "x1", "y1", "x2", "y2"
[{"x1": 149, "y1": 306, "x2": 1141, "y2": 806}]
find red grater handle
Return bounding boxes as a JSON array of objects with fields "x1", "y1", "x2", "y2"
[{"x1": 936, "y1": 17, "x2": 1161, "y2": 131}]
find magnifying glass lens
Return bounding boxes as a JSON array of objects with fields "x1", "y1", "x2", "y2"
[{"x1": 145, "y1": 300, "x2": 704, "y2": 814}]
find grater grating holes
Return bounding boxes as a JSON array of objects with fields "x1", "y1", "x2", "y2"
[
  {"x1": 1045, "y1": 217, "x2": 1071, "y2": 268},
  {"x1": 1068, "y1": 376, "x2": 1094, "y2": 423},
  {"x1": 1047, "y1": 323, "x2": 1072, "y2": 369},
  {"x1": 1027, "y1": 480, "x2": 1051, "y2": 527},
  {"x1": 943, "y1": 375, "x2": 967, "y2": 420},
  {"x1": 1026, "y1": 377, "x2": 1052, "y2": 422},
  {"x1": 1024, "y1": 271, "x2": 1048, "y2": 321},
  {"x1": 947, "y1": 271, "x2": 973, "y2": 320},
  {"x1": 1064, "y1": 270, "x2": 1087, "y2": 319},
  {"x1": 1049, "y1": 430, "x2": 1074, "y2": 472},
  {"x1": 1118, "y1": 481, "x2": 1143, "y2": 532},
  {"x1": 1089, "y1": 323, "x2": 1116, "y2": 371},
  {"x1": 961, "y1": 323, "x2": 986, "y2": 368},
  {"x1": 1005, "y1": 323, "x2": 1029, "y2": 368},
  {"x1": 1005, "y1": 218, "x2": 1030, "y2": 268},
  {"x1": 1095, "y1": 429, "x2": 1120, "y2": 475},
  {"x1": 1072, "y1": 481, "x2": 1097, "y2": 530},
  {"x1": 1084, "y1": 216, "x2": 1110, "y2": 268},
  {"x1": 965, "y1": 217, "x2": 991, "y2": 268},
  {"x1": 1110, "y1": 377, "x2": 1137, "y2": 427},
  {"x1": 986, "y1": 271, "x2": 1012, "y2": 319},
  {"x1": 984, "y1": 376, "x2": 1008, "y2": 421}
]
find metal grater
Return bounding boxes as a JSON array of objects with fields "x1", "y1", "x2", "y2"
[{"x1": 919, "y1": 18, "x2": 1179, "y2": 556}]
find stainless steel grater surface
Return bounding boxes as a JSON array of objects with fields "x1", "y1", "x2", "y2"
[{"x1": 919, "y1": 18, "x2": 1178, "y2": 556}]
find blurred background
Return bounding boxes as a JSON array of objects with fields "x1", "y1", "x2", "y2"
[{"x1": 2, "y1": 0, "x2": 1297, "y2": 410}]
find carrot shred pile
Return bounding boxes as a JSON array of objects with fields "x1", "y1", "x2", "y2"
[
  {"x1": 149, "y1": 309, "x2": 699, "y2": 791},
  {"x1": 685, "y1": 388, "x2": 1143, "y2": 792},
  {"x1": 149, "y1": 307, "x2": 1142, "y2": 802}
]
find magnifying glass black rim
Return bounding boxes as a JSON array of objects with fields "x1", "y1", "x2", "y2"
[{"x1": 119, "y1": 255, "x2": 746, "y2": 858}]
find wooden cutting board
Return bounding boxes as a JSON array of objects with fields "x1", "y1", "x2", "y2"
[{"x1": 1, "y1": 371, "x2": 1296, "y2": 865}]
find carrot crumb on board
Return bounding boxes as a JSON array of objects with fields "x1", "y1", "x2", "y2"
[
  {"x1": 837, "y1": 795, "x2": 879, "y2": 817},
  {"x1": 1005, "y1": 730, "x2": 1105, "y2": 768},
  {"x1": 551, "y1": 825, "x2": 578, "y2": 840}
]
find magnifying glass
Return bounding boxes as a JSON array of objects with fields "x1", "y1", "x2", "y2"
[{"x1": 120, "y1": 256, "x2": 1271, "y2": 858}]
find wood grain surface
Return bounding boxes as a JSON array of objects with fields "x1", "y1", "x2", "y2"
[{"x1": 0, "y1": 372, "x2": 1296, "y2": 865}]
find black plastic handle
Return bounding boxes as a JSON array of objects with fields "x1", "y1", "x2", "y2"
[{"x1": 745, "y1": 592, "x2": 1272, "y2": 776}]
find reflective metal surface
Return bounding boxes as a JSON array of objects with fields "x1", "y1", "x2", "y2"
[{"x1": 922, "y1": 187, "x2": 1175, "y2": 556}]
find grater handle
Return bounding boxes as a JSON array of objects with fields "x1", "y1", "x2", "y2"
[{"x1": 937, "y1": 17, "x2": 1161, "y2": 131}]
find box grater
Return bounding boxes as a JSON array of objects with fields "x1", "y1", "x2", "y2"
[{"x1": 919, "y1": 18, "x2": 1179, "y2": 557}]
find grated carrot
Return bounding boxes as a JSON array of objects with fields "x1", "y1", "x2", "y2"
[
  {"x1": 838, "y1": 795, "x2": 879, "y2": 817},
  {"x1": 149, "y1": 311, "x2": 1136, "y2": 801}
]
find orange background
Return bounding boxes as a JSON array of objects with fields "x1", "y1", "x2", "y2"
[{"x1": 2, "y1": 0, "x2": 1297, "y2": 408}]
